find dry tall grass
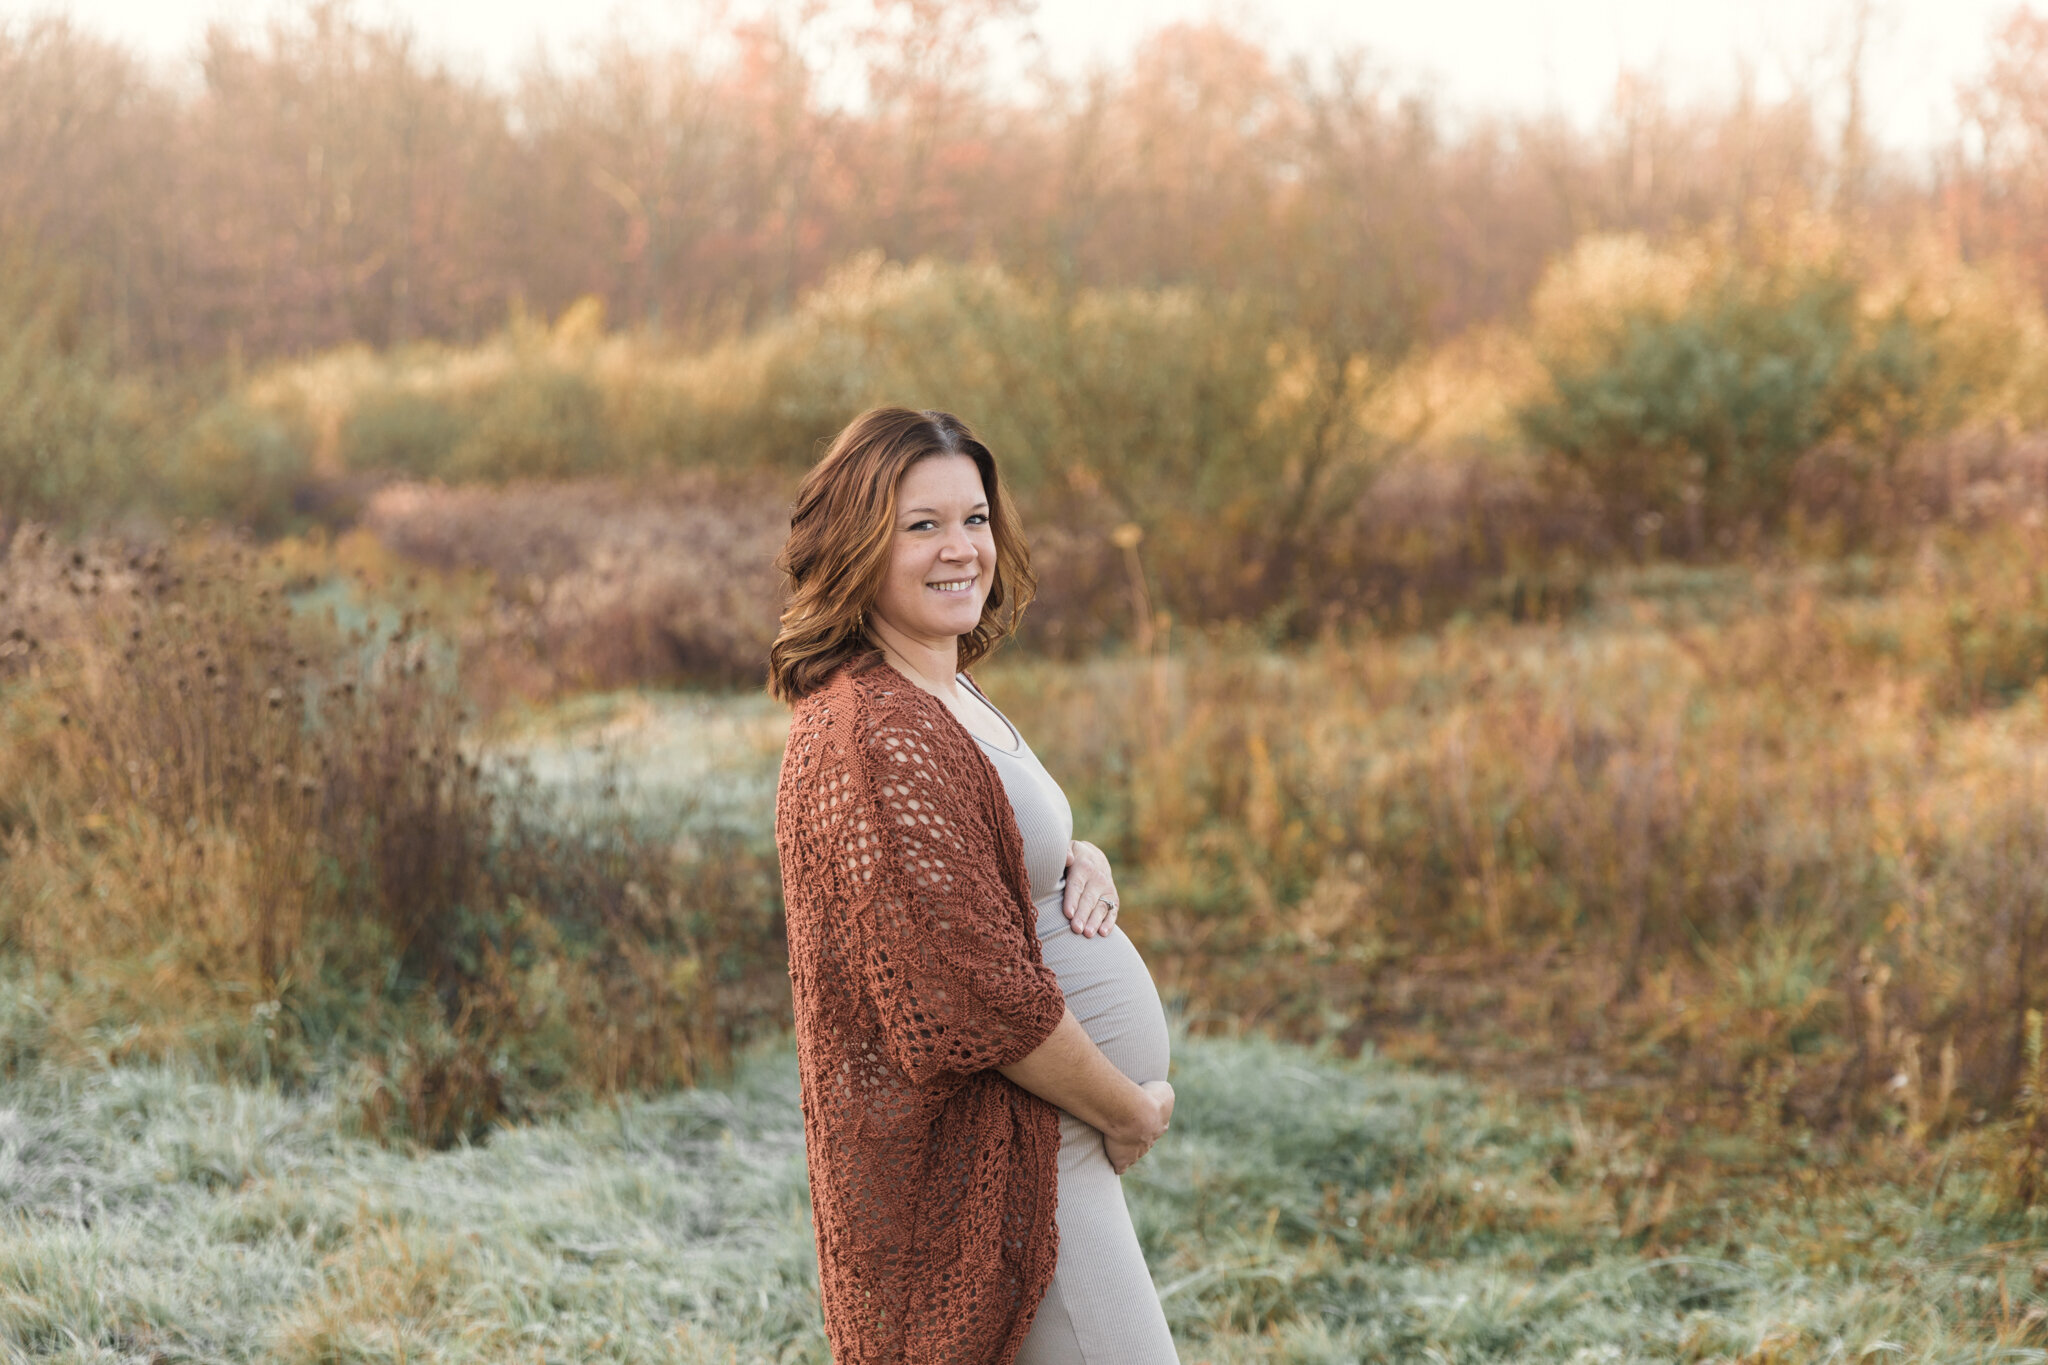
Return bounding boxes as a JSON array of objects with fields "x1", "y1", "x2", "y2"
[
  {"x1": 0, "y1": 526, "x2": 787, "y2": 1145},
  {"x1": 12, "y1": 506, "x2": 2048, "y2": 1192},
  {"x1": 982, "y1": 519, "x2": 2048, "y2": 1176}
]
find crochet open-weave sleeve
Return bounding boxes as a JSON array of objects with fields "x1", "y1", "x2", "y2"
[{"x1": 824, "y1": 709, "x2": 1067, "y2": 1085}]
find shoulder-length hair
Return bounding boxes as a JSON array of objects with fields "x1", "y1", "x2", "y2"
[{"x1": 767, "y1": 407, "x2": 1036, "y2": 703}]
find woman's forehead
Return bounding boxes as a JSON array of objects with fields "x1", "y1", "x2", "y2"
[{"x1": 896, "y1": 453, "x2": 986, "y2": 509}]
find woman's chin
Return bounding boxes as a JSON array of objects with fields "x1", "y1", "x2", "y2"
[{"x1": 926, "y1": 601, "x2": 984, "y2": 637}]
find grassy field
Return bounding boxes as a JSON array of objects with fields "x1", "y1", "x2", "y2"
[
  {"x1": 4, "y1": 1028, "x2": 2044, "y2": 1365},
  {"x1": 11, "y1": 527, "x2": 2048, "y2": 1359}
]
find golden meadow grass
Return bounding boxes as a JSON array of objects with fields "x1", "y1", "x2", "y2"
[{"x1": 12, "y1": 487, "x2": 2048, "y2": 1358}]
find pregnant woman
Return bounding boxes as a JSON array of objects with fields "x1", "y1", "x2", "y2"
[{"x1": 770, "y1": 407, "x2": 1179, "y2": 1364}]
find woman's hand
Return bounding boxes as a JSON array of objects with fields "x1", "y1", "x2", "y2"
[
  {"x1": 1062, "y1": 839, "x2": 1121, "y2": 937},
  {"x1": 1103, "y1": 1080, "x2": 1175, "y2": 1174},
  {"x1": 1000, "y1": 1012, "x2": 1172, "y2": 1173}
]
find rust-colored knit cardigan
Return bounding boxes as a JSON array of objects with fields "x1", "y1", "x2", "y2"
[{"x1": 775, "y1": 659, "x2": 1068, "y2": 1364}]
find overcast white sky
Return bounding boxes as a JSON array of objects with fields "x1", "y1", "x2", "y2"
[{"x1": 1, "y1": 0, "x2": 2025, "y2": 156}]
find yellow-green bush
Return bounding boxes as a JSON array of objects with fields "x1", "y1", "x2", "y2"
[
  {"x1": 338, "y1": 387, "x2": 467, "y2": 477},
  {"x1": 163, "y1": 397, "x2": 313, "y2": 535},
  {"x1": 1523, "y1": 249, "x2": 1935, "y2": 551},
  {"x1": 251, "y1": 259, "x2": 1423, "y2": 640},
  {"x1": 446, "y1": 366, "x2": 615, "y2": 482},
  {"x1": 1521, "y1": 226, "x2": 2048, "y2": 557}
]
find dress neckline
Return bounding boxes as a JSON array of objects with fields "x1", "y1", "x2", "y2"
[
  {"x1": 956, "y1": 672, "x2": 1024, "y2": 755},
  {"x1": 862, "y1": 655, "x2": 1025, "y2": 755}
]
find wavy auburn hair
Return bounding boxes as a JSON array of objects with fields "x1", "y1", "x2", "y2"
[{"x1": 768, "y1": 407, "x2": 1036, "y2": 703}]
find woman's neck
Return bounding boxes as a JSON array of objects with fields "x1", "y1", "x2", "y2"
[{"x1": 869, "y1": 621, "x2": 960, "y2": 697}]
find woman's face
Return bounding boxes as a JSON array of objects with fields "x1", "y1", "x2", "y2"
[{"x1": 869, "y1": 453, "x2": 995, "y2": 648}]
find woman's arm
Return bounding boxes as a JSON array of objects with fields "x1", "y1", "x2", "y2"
[{"x1": 998, "y1": 1008, "x2": 1174, "y2": 1173}]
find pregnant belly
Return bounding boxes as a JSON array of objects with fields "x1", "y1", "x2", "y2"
[{"x1": 1034, "y1": 894, "x2": 1171, "y2": 1085}]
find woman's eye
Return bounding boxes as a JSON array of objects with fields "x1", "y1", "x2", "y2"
[{"x1": 901, "y1": 514, "x2": 986, "y2": 531}]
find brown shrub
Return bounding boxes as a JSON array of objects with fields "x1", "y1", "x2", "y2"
[
  {"x1": 1322, "y1": 449, "x2": 1606, "y2": 627},
  {"x1": 361, "y1": 472, "x2": 788, "y2": 699},
  {"x1": 1791, "y1": 426, "x2": 2048, "y2": 548}
]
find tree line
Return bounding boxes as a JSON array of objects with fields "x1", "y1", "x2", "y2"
[{"x1": 4, "y1": 1, "x2": 2047, "y2": 371}]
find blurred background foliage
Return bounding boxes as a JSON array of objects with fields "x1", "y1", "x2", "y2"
[{"x1": 11, "y1": 3, "x2": 2048, "y2": 1312}]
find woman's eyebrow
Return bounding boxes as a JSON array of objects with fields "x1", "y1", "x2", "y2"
[{"x1": 901, "y1": 502, "x2": 990, "y2": 516}]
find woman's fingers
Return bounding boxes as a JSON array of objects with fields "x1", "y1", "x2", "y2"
[
  {"x1": 1061, "y1": 846, "x2": 1100, "y2": 925},
  {"x1": 1105, "y1": 1084, "x2": 1175, "y2": 1173},
  {"x1": 1075, "y1": 887, "x2": 1115, "y2": 937},
  {"x1": 1064, "y1": 841, "x2": 1121, "y2": 937},
  {"x1": 1103, "y1": 1132, "x2": 1150, "y2": 1174},
  {"x1": 1143, "y1": 1079, "x2": 1174, "y2": 1129},
  {"x1": 1104, "y1": 1136, "x2": 1133, "y2": 1173},
  {"x1": 1060, "y1": 869, "x2": 1091, "y2": 927}
]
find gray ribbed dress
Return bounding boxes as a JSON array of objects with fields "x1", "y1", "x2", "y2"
[{"x1": 958, "y1": 674, "x2": 1178, "y2": 1365}]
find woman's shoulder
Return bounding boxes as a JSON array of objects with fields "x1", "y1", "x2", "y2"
[
  {"x1": 779, "y1": 662, "x2": 965, "y2": 816},
  {"x1": 788, "y1": 657, "x2": 935, "y2": 744}
]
